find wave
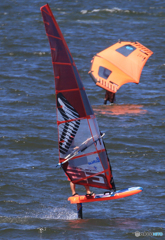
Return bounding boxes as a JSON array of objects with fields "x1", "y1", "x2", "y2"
[
  {"x1": 81, "y1": 8, "x2": 145, "y2": 14},
  {"x1": 80, "y1": 7, "x2": 165, "y2": 16}
]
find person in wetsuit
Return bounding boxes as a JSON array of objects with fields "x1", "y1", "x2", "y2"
[
  {"x1": 66, "y1": 144, "x2": 94, "y2": 197},
  {"x1": 104, "y1": 90, "x2": 115, "y2": 104}
]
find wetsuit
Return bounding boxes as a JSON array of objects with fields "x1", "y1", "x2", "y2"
[{"x1": 104, "y1": 90, "x2": 115, "y2": 104}]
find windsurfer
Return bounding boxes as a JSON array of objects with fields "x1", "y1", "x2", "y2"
[
  {"x1": 67, "y1": 146, "x2": 94, "y2": 197},
  {"x1": 104, "y1": 90, "x2": 115, "y2": 104}
]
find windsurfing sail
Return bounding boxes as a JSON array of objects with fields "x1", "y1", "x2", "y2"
[
  {"x1": 40, "y1": 4, "x2": 116, "y2": 190},
  {"x1": 89, "y1": 41, "x2": 153, "y2": 93},
  {"x1": 57, "y1": 133, "x2": 105, "y2": 167}
]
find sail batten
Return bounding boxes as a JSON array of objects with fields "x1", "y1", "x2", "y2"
[
  {"x1": 47, "y1": 34, "x2": 62, "y2": 40},
  {"x1": 56, "y1": 88, "x2": 83, "y2": 94},
  {"x1": 41, "y1": 3, "x2": 116, "y2": 190},
  {"x1": 53, "y1": 62, "x2": 72, "y2": 65}
]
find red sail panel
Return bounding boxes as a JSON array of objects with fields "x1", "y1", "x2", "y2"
[{"x1": 40, "y1": 4, "x2": 115, "y2": 190}]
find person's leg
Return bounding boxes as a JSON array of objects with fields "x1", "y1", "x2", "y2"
[
  {"x1": 70, "y1": 182, "x2": 94, "y2": 196},
  {"x1": 109, "y1": 92, "x2": 115, "y2": 103},
  {"x1": 85, "y1": 186, "x2": 94, "y2": 196},
  {"x1": 104, "y1": 91, "x2": 108, "y2": 104},
  {"x1": 85, "y1": 185, "x2": 91, "y2": 194},
  {"x1": 70, "y1": 181, "x2": 76, "y2": 195}
]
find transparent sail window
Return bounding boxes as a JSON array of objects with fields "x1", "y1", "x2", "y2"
[
  {"x1": 116, "y1": 44, "x2": 136, "y2": 57},
  {"x1": 98, "y1": 66, "x2": 111, "y2": 80}
]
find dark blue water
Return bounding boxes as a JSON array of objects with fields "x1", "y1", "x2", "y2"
[{"x1": 0, "y1": 0, "x2": 165, "y2": 239}]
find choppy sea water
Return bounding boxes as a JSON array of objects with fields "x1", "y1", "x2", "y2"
[{"x1": 0, "y1": 0, "x2": 165, "y2": 239}]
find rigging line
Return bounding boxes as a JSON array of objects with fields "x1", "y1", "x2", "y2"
[{"x1": 56, "y1": 133, "x2": 105, "y2": 168}]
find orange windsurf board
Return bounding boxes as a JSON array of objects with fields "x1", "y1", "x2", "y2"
[{"x1": 68, "y1": 187, "x2": 143, "y2": 204}]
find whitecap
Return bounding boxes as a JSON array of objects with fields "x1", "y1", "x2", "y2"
[{"x1": 81, "y1": 10, "x2": 88, "y2": 14}]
